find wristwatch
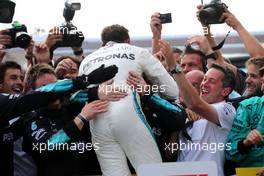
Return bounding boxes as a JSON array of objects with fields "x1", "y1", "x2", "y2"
[
  {"x1": 170, "y1": 64, "x2": 183, "y2": 74},
  {"x1": 205, "y1": 51, "x2": 218, "y2": 60},
  {"x1": 77, "y1": 113, "x2": 89, "y2": 124}
]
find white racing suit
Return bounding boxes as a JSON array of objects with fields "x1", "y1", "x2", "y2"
[{"x1": 79, "y1": 42, "x2": 179, "y2": 176}]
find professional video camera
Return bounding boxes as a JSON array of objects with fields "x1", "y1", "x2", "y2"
[
  {"x1": 4, "y1": 21, "x2": 31, "y2": 49},
  {"x1": 199, "y1": 0, "x2": 226, "y2": 25},
  {"x1": 54, "y1": 1, "x2": 84, "y2": 48},
  {"x1": 0, "y1": 0, "x2": 16, "y2": 23}
]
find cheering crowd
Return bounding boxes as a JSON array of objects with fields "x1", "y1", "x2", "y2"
[{"x1": 0, "y1": 3, "x2": 263, "y2": 176}]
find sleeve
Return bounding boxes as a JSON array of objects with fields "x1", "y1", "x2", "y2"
[
  {"x1": 36, "y1": 79, "x2": 75, "y2": 92},
  {"x1": 0, "y1": 79, "x2": 85, "y2": 126},
  {"x1": 37, "y1": 78, "x2": 86, "y2": 93},
  {"x1": 0, "y1": 93, "x2": 16, "y2": 125},
  {"x1": 212, "y1": 102, "x2": 236, "y2": 130},
  {"x1": 69, "y1": 86, "x2": 99, "y2": 103},
  {"x1": 48, "y1": 121, "x2": 82, "y2": 145},
  {"x1": 25, "y1": 118, "x2": 81, "y2": 148},
  {"x1": 0, "y1": 92, "x2": 61, "y2": 126},
  {"x1": 142, "y1": 94, "x2": 187, "y2": 131},
  {"x1": 8, "y1": 117, "x2": 25, "y2": 141},
  {"x1": 138, "y1": 49, "x2": 179, "y2": 100},
  {"x1": 225, "y1": 103, "x2": 253, "y2": 163}
]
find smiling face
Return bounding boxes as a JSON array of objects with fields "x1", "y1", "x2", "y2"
[
  {"x1": 245, "y1": 64, "x2": 262, "y2": 96},
  {"x1": 200, "y1": 68, "x2": 230, "y2": 104},
  {"x1": 0, "y1": 68, "x2": 24, "y2": 94}
]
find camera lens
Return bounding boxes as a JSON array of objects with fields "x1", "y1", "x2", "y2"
[
  {"x1": 190, "y1": 43, "x2": 200, "y2": 50},
  {"x1": 199, "y1": 7, "x2": 215, "y2": 21},
  {"x1": 15, "y1": 32, "x2": 31, "y2": 48},
  {"x1": 199, "y1": 1, "x2": 225, "y2": 25}
]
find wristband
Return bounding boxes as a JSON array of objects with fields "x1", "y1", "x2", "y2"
[{"x1": 77, "y1": 113, "x2": 89, "y2": 124}]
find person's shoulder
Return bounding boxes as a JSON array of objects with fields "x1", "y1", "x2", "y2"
[
  {"x1": 211, "y1": 101, "x2": 236, "y2": 129},
  {"x1": 240, "y1": 95, "x2": 263, "y2": 106},
  {"x1": 116, "y1": 43, "x2": 147, "y2": 52},
  {"x1": 223, "y1": 102, "x2": 236, "y2": 115},
  {"x1": 84, "y1": 48, "x2": 104, "y2": 58},
  {"x1": 212, "y1": 101, "x2": 236, "y2": 117},
  {"x1": 116, "y1": 43, "x2": 152, "y2": 58},
  {"x1": 213, "y1": 101, "x2": 235, "y2": 110}
]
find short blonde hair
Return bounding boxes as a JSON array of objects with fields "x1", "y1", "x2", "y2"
[
  {"x1": 246, "y1": 57, "x2": 264, "y2": 70},
  {"x1": 24, "y1": 63, "x2": 55, "y2": 92}
]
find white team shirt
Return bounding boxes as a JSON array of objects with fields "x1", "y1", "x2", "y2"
[
  {"x1": 177, "y1": 101, "x2": 236, "y2": 176},
  {"x1": 79, "y1": 42, "x2": 179, "y2": 99}
]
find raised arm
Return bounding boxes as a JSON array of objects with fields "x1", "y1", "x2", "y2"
[
  {"x1": 150, "y1": 12, "x2": 162, "y2": 54},
  {"x1": 165, "y1": 50, "x2": 220, "y2": 124},
  {"x1": 0, "y1": 64, "x2": 118, "y2": 125},
  {"x1": 223, "y1": 7, "x2": 264, "y2": 57},
  {"x1": 196, "y1": 5, "x2": 238, "y2": 73},
  {"x1": 24, "y1": 100, "x2": 108, "y2": 150}
]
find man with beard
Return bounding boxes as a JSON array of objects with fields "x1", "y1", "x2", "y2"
[
  {"x1": 244, "y1": 57, "x2": 264, "y2": 96},
  {"x1": 225, "y1": 66, "x2": 264, "y2": 175},
  {"x1": 230, "y1": 57, "x2": 264, "y2": 108}
]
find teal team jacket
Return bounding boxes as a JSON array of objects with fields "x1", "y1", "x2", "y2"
[{"x1": 226, "y1": 95, "x2": 264, "y2": 167}]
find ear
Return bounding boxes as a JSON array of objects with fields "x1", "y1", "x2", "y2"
[{"x1": 221, "y1": 87, "x2": 232, "y2": 98}]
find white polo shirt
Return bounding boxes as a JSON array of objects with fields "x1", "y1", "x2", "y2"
[{"x1": 177, "y1": 101, "x2": 236, "y2": 176}]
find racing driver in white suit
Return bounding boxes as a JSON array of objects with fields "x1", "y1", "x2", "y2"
[{"x1": 79, "y1": 24, "x2": 179, "y2": 176}]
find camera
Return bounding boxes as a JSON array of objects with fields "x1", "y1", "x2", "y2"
[
  {"x1": 54, "y1": 24, "x2": 84, "y2": 48},
  {"x1": 188, "y1": 43, "x2": 200, "y2": 51},
  {"x1": 4, "y1": 21, "x2": 31, "y2": 49},
  {"x1": 0, "y1": 0, "x2": 16, "y2": 23},
  {"x1": 159, "y1": 13, "x2": 172, "y2": 24},
  {"x1": 199, "y1": 0, "x2": 226, "y2": 25},
  {"x1": 54, "y1": 1, "x2": 84, "y2": 48}
]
